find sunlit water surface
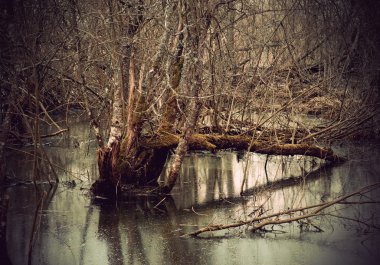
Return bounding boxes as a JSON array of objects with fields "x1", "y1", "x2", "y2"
[{"x1": 4, "y1": 118, "x2": 380, "y2": 265}]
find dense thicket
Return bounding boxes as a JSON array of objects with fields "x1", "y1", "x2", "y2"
[{"x1": 1, "y1": 0, "x2": 379, "y2": 191}]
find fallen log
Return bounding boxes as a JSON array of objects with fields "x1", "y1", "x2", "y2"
[
  {"x1": 143, "y1": 133, "x2": 345, "y2": 163},
  {"x1": 92, "y1": 132, "x2": 345, "y2": 197}
]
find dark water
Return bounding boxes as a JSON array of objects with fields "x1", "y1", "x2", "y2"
[{"x1": 3, "y1": 119, "x2": 380, "y2": 265}]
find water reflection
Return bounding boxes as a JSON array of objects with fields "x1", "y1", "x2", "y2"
[
  {"x1": 166, "y1": 151, "x2": 326, "y2": 209},
  {"x1": 4, "y1": 126, "x2": 380, "y2": 265}
]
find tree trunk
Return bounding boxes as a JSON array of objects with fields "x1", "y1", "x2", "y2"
[
  {"x1": 92, "y1": 1, "x2": 173, "y2": 196},
  {"x1": 161, "y1": 0, "x2": 212, "y2": 192}
]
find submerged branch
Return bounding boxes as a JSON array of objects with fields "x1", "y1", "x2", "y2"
[{"x1": 184, "y1": 182, "x2": 380, "y2": 237}]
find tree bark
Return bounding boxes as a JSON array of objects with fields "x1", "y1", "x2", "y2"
[{"x1": 161, "y1": 1, "x2": 212, "y2": 192}]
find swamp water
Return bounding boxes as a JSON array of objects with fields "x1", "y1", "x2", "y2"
[{"x1": 3, "y1": 119, "x2": 380, "y2": 265}]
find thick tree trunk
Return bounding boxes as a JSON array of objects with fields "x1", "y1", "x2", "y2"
[
  {"x1": 92, "y1": 54, "x2": 124, "y2": 195},
  {"x1": 92, "y1": 1, "x2": 173, "y2": 195}
]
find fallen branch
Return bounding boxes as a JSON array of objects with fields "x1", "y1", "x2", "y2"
[
  {"x1": 183, "y1": 182, "x2": 380, "y2": 237},
  {"x1": 10, "y1": 128, "x2": 68, "y2": 140}
]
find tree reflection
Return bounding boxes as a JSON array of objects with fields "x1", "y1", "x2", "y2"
[
  {"x1": 95, "y1": 194, "x2": 212, "y2": 265},
  {"x1": 0, "y1": 191, "x2": 12, "y2": 265},
  {"x1": 96, "y1": 196, "x2": 173, "y2": 265},
  {"x1": 97, "y1": 203, "x2": 124, "y2": 265}
]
